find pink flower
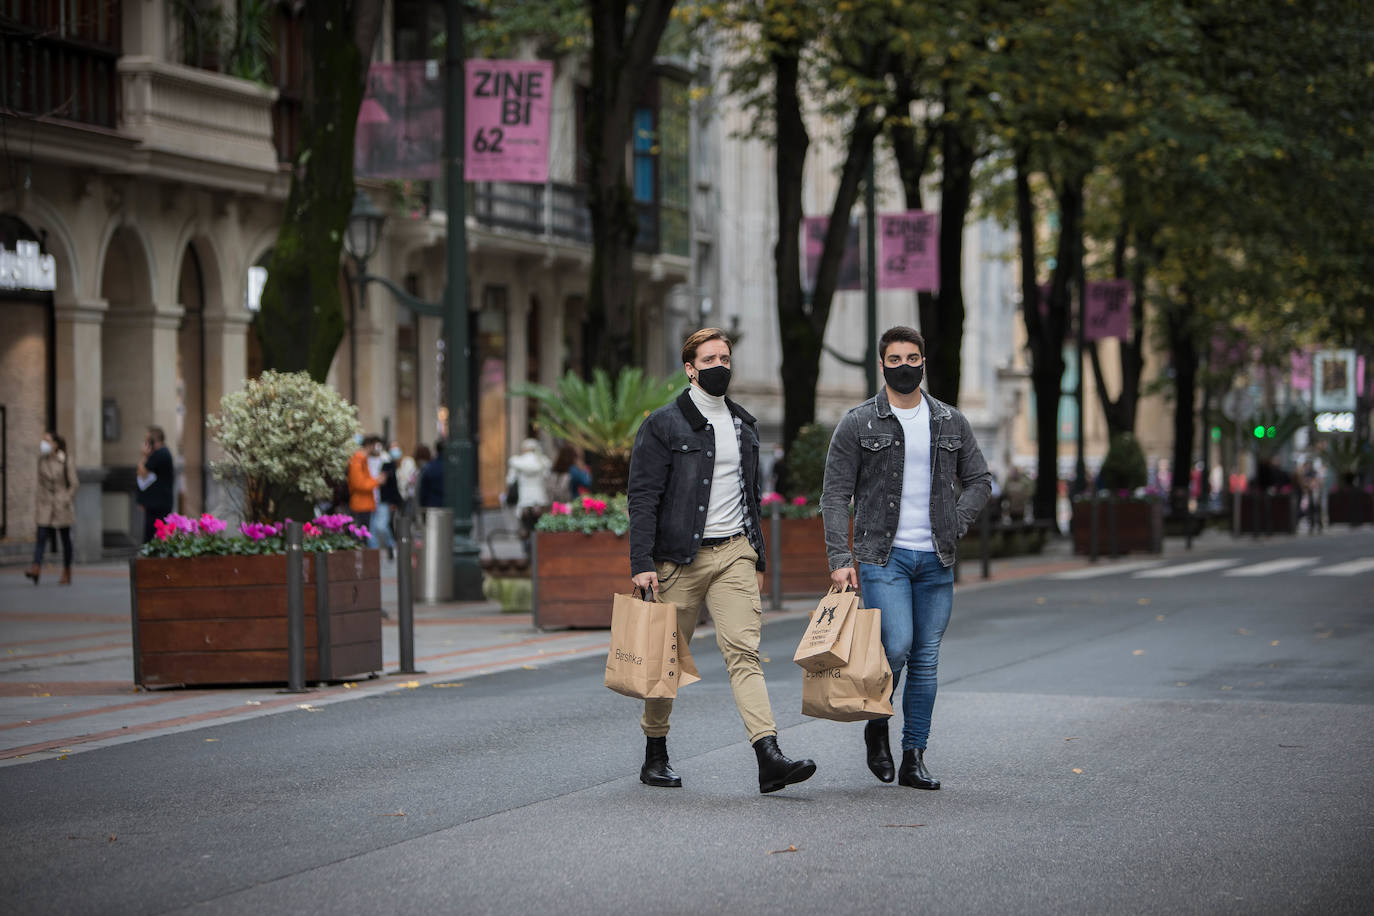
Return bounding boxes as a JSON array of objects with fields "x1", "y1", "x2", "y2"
[
  {"x1": 550, "y1": 502, "x2": 571, "y2": 516},
  {"x1": 197, "y1": 513, "x2": 227, "y2": 535},
  {"x1": 347, "y1": 524, "x2": 370, "y2": 541},
  {"x1": 791, "y1": 496, "x2": 808, "y2": 506},
  {"x1": 760, "y1": 492, "x2": 783, "y2": 506},
  {"x1": 303, "y1": 522, "x2": 322, "y2": 537},
  {"x1": 164, "y1": 513, "x2": 196, "y2": 535},
  {"x1": 586, "y1": 499, "x2": 607, "y2": 515},
  {"x1": 153, "y1": 518, "x2": 173, "y2": 541},
  {"x1": 314, "y1": 514, "x2": 351, "y2": 532}
]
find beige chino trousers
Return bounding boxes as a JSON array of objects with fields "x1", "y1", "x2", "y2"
[{"x1": 641, "y1": 534, "x2": 777, "y2": 744}]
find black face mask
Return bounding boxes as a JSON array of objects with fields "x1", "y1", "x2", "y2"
[
  {"x1": 883, "y1": 364, "x2": 923, "y2": 395},
  {"x1": 695, "y1": 366, "x2": 732, "y2": 398}
]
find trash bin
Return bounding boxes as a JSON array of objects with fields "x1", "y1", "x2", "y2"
[{"x1": 415, "y1": 508, "x2": 453, "y2": 603}]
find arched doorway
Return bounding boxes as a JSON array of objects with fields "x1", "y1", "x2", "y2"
[{"x1": 0, "y1": 215, "x2": 55, "y2": 547}]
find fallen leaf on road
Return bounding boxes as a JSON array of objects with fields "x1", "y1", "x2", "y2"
[
  {"x1": 1064, "y1": 737, "x2": 1080, "y2": 742},
  {"x1": 378, "y1": 811, "x2": 406, "y2": 817},
  {"x1": 520, "y1": 665, "x2": 537, "y2": 670},
  {"x1": 108, "y1": 835, "x2": 116, "y2": 843},
  {"x1": 883, "y1": 824, "x2": 927, "y2": 828},
  {"x1": 1155, "y1": 615, "x2": 1165, "y2": 622},
  {"x1": 32, "y1": 692, "x2": 51, "y2": 698},
  {"x1": 403, "y1": 681, "x2": 421, "y2": 688},
  {"x1": 432, "y1": 682, "x2": 465, "y2": 688},
  {"x1": 1236, "y1": 628, "x2": 1251, "y2": 636},
  {"x1": 1035, "y1": 597, "x2": 1047, "y2": 605},
  {"x1": 57, "y1": 754, "x2": 68, "y2": 760},
  {"x1": 1132, "y1": 650, "x2": 1145, "y2": 656},
  {"x1": 204, "y1": 738, "x2": 219, "y2": 743},
  {"x1": 1072, "y1": 768, "x2": 1083, "y2": 774},
  {"x1": 1175, "y1": 681, "x2": 1188, "y2": 686},
  {"x1": 761, "y1": 656, "x2": 771, "y2": 663},
  {"x1": 767, "y1": 845, "x2": 799, "y2": 855},
  {"x1": 1271, "y1": 641, "x2": 1279, "y2": 647},
  {"x1": 343, "y1": 682, "x2": 357, "y2": 689},
  {"x1": 296, "y1": 703, "x2": 320, "y2": 712},
  {"x1": 1137, "y1": 598, "x2": 1151, "y2": 606},
  {"x1": 1220, "y1": 685, "x2": 1233, "y2": 691},
  {"x1": 245, "y1": 700, "x2": 262, "y2": 706},
  {"x1": 1315, "y1": 630, "x2": 1333, "y2": 639}
]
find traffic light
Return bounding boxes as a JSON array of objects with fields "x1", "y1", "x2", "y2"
[
  {"x1": 1211, "y1": 426, "x2": 1222, "y2": 442},
  {"x1": 1253, "y1": 425, "x2": 1265, "y2": 439},
  {"x1": 1266, "y1": 426, "x2": 1276, "y2": 438}
]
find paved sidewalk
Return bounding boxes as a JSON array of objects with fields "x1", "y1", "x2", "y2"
[{"x1": 0, "y1": 527, "x2": 1277, "y2": 765}]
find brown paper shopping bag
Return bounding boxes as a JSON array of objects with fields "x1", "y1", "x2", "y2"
[
  {"x1": 793, "y1": 586, "x2": 861, "y2": 672},
  {"x1": 801, "y1": 606, "x2": 894, "y2": 721},
  {"x1": 604, "y1": 590, "x2": 701, "y2": 699}
]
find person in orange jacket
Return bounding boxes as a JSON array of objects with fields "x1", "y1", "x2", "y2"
[{"x1": 348, "y1": 436, "x2": 387, "y2": 546}]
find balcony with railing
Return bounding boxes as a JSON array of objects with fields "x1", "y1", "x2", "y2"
[
  {"x1": 1, "y1": 0, "x2": 121, "y2": 129},
  {"x1": 469, "y1": 182, "x2": 684, "y2": 257}
]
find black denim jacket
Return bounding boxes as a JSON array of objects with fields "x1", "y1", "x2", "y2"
[
  {"x1": 820, "y1": 388, "x2": 991, "y2": 570},
  {"x1": 628, "y1": 389, "x2": 765, "y2": 576}
]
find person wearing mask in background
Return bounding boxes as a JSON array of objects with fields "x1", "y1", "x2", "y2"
[
  {"x1": 507, "y1": 438, "x2": 552, "y2": 545},
  {"x1": 418, "y1": 441, "x2": 445, "y2": 508},
  {"x1": 348, "y1": 435, "x2": 386, "y2": 540},
  {"x1": 136, "y1": 426, "x2": 175, "y2": 544},
  {"x1": 25, "y1": 432, "x2": 78, "y2": 585},
  {"x1": 821, "y1": 326, "x2": 991, "y2": 790},
  {"x1": 377, "y1": 442, "x2": 406, "y2": 559},
  {"x1": 404, "y1": 445, "x2": 428, "y2": 514},
  {"x1": 628, "y1": 327, "x2": 816, "y2": 795}
]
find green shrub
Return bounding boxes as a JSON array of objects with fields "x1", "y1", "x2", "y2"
[
  {"x1": 783, "y1": 423, "x2": 834, "y2": 501},
  {"x1": 1099, "y1": 432, "x2": 1148, "y2": 492}
]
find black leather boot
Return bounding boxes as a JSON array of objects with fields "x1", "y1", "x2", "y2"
[
  {"x1": 897, "y1": 748, "x2": 940, "y2": 790},
  {"x1": 640, "y1": 736, "x2": 682, "y2": 788},
  {"x1": 864, "y1": 719, "x2": 895, "y2": 783},
  {"x1": 753, "y1": 735, "x2": 817, "y2": 794}
]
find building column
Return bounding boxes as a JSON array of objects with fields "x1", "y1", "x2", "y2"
[
  {"x1": 55, "y1": 299, "x2": 107, "y2": 562},
  {"x1": 507, "y1": 272, "x2": 531, "y2": 458}
]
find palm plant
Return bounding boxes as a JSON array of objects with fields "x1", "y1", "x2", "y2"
[{"x1": 510, "y1": 368, "x2": 681, "y2": 493}]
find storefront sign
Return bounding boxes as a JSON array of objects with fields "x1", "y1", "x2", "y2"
[
  {"x1": 0, "y1": 240, "x2": 55, "y2": 291},
  {"x1": 1313, "y1": 348, "x2": 1357, "y2": 412},
  {"x1": 1314, "y1": 411, "x2": 1355, "y2": 434},
  {"x1": 464, "y1": 59, "x2": 553, "y2": 183},
  {"x1": 878, "y1": 211, "x2": 939, "y2": 291}
]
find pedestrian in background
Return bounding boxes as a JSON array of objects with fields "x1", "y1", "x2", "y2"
[
  {"x1": 136, "y1": 426, "x2": 175, "y2": 544},
  {"x1": 550, "y1": 444, "x2": 592, "y2": 502},
  {"x1": 821, "y1": 326, "x2": 991, "y2": 790},
  {"x1": 377, "y1": 442, "x2": 405, "y2": 559},
  {"x1": 507, "y1": 438, "x2": 552, "y2": 542},
  {"x1": 347, "y1": 435, "x2": 385, "y2": 542},
  {"x1": 418, "y1": 441, "x2": 445, "y2": 508},
  {"x1": 25, "y1": 431, "x2": 77, "y2": 585},
  {"x1": 628, "y1": 327, "x2": 816, "y2": 794}
]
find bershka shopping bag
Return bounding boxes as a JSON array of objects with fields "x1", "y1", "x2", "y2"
[
  {"x1": 793, "y1": 586, "x2": 861, "y2": 672},
  {"x1": 801, "y1": 606, "x2": 894, "y2": 721},
  {"x1": 604, "y1": 589, "x2": 701, "y2": 699}
]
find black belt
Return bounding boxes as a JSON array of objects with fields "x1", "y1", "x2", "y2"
[{"x1": 700, "y1": 531, "x2": 744, "y2": 547}]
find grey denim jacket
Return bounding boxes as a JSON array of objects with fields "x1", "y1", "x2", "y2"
[{"x1": 820, "y1": 388, "x2": 991, "y2": 570}]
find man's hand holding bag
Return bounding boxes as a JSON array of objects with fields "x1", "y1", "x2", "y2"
[
  {"x1": 797, "y1": 592, "x2": 894, "y2": 722},
  {"x1": 793, "y1": 585, "x2": 861, "y2": 672},
  {"x1": 604, "y1": 588, "x2": 700, "y2": 699}
]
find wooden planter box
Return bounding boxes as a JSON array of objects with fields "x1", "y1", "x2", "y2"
[
  {"x1": 1234, "y1": 491, "x2": 1299, "y2": 534},
  {"x1": 760, "y1": 516, "x2": 834, "y2": 600},
  {"x1": 1328, "y1": 488, "x2": 1374, "y2": 526},
  {"x1": 532, "y1": 530, "x2": 629, "y2": 628},
  {"x1": 130, "y1": 549, "x2": 383, "y2": 687},
  {"x1": 1071, "y1": 499, "x2": 1163, "y2": 555}
]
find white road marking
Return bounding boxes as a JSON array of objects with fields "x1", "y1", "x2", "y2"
[
  {"x1": 1052, "y1": 560, "x2": 1167, "y2": 580},
  {"x1": 1223, "y1": 557, "x2": 1320, "y2": 577},
  {"x1": 1133, "y1": 559, "x2": 1241, "y2": 579},
  {"x1": 1309, "y1": 557, "x2": 1374, "y2": 577}
]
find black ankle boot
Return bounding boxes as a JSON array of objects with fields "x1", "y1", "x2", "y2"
[
  {"x1": 897, "y1": 748, "x2": 940, "y2": 790},
  {"x1": 864, "y1": 719, "x2": 895, "y2": 783},
  {"x1": 640, "y1": 736, "x2": 682, "y2": 788},
  {"x1": 753, "y1": 735, "x2": 817, "y2": 794}
]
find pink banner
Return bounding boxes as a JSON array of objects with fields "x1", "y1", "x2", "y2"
[
  {"x1": 1359, "y1": 355, "x2": 1368, "y2": 396},
  {"x1": 1290, "y1": 351, "x2": 1312, "y2": 391},
  {"x1": 878, "y1": 211, "x2": 939, "y2": 290},
  {"x1": 1083, "y1": 280, "x2": 1132, "y2": 341},
  {"x1": 802, "y1": 216, "x2": 862, "y2": 292},
  {"x1": 464, "y1": 59, "x2": 553, "y2": 183},
  {"x1": 355, "y1": 62, "x2": 443, "y2": 179}
]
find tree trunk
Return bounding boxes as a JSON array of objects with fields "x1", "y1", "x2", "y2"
[
  {"x1": 925, "y1": 116, "x2": 975, "y2": 406},
  {"x1": 583, "y1": 0, "x2": 676, "y2": 377},
  {"x1": 1167, "y1": 290, "x2": 1199, "y2": 518},
  {"x1": 888, "y1": 73, "x2": 937, "y2": 379},
  {"x1": 1087, "y1": 206, "x2": 1148, "y2": 438},
  {"x1": 255, "y1": 1, "x2": 383, "y2": 382}
]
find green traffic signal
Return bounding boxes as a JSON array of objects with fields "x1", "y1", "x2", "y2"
[
  {"x1": 1253, "y1": 425, "x2": 1265, "y2": 439},
  {"x1": 1267, "y1": 426, "x2": 1276, "y2": 438}
]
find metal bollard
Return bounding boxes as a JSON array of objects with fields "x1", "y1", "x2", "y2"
[
  {"x1": 1089, "y1": 490, "x2": 1100, "y2": 563},
  {"x1": 396, "y1": 504, "x2": 417, "y2": 674},
  {"x1": 285, "y1": 520, "x2": 307, "y2": 693},
  {"x1": 769, "y1": 501, "x2": 782, "y2": 611}
]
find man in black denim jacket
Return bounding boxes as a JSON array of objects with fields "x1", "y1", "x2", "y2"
[
  {"x1": 821, "y1": 326, "x2": 991, "y2": 791},
  {"x1": 628, "y1": 328, "x2": 816, "y2": 795}
]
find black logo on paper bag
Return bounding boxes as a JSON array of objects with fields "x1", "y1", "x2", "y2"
[{"x1": 817, "y1": 603, "x2": 837, "y2": 626}]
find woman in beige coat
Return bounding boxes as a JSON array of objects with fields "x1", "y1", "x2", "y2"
[{"x1": 25, "y1": 432, "x2": 77, "y2": 585}]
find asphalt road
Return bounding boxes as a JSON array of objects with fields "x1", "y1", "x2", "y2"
[{"x1": 3, "y1": 530, "x2": 1372, "y2": 915}]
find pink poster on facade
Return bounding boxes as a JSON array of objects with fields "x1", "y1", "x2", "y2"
[
  {"x1": 464, "y1": 59, "x2": 553, "y2": 183},
  {"x1": 878, "y1": 212, "x2": 939, "y2": 291},
  {"x1": 1083, "y1": 279, "x2": 1132, "y2": 341},
  {"x1": 355, "y1": 62, "x2": 443, "y2": 179},
  {"x1": 1289, "y1": 351, "x2": 1312, "y2": 390},
  {"x1": 802, "y1": 216, "x2": 862, "y2": 292}
]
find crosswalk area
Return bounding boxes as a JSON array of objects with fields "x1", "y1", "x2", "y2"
[{"x1": 1051, "y1": 555, "x2": 1374, "y2": 581}]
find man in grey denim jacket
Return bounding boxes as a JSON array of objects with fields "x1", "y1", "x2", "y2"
[{"x1": 821, "y1": 326, "x2": 991, "y2": 790}]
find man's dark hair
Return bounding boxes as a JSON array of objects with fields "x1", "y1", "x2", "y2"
[
  {"x1": 433, "y1": 439, "x2": 445, "y2": 458},
  {"x1": 147, "y1": 426, "x2": 166, "y2": 445},
  {"x1": 364, "y1": 434, "x2": 383, "y2": 447},
  {"x1": 879, "y1": 326, "x2": 925, "y2": 359}
]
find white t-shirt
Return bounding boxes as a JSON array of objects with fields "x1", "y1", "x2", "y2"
[
  {"x1": 891, "y1": 397, "x2": 934, "y2": 552},
  {"x1": 689, "y1": 385, "x2": 745, "y2": 538}
]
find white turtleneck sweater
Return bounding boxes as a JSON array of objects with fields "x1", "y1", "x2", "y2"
[{"x1": 689, "y1": 384, "x2": 745, "y2": 538}]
